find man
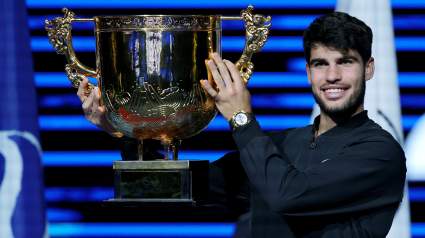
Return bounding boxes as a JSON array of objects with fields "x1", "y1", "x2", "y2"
[{"x1": 77, "y1": 12, "x2": 406, "y2": 238}]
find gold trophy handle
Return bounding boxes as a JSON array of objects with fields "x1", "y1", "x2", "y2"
[
  {"x1": 221, "y1": 5, "x2": 271, "y2": 85},
  {"x1": 45, "y1": 8, "x2": 97, "y2": 95}
]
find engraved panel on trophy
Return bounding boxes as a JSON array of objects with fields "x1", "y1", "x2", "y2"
[{"x1": 120, "y1": 171, "x2": 182, "y2": 199}]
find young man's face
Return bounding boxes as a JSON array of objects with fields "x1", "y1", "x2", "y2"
[{"x1": 306, "y1": 44, "x2": 374, "y2": 117}]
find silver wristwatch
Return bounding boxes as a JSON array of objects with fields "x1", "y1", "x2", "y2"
[{"x1": 229, "y1": 110, "x2": 255, "y2": 130}]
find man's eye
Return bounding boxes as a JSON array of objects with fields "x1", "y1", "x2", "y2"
[{"x1": 342, "y1": 60, "x2": 352, "y2": 64}]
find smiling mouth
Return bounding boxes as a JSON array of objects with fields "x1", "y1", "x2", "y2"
[
  {"x1": 324, "y1": 88, "x2": 346, "y2": 93},
  {"x1": 320, "y1": 86, "x2": 349, "y2": 99}
]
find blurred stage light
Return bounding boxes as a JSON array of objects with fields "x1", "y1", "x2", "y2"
[
  {"x1": 38, "y1": 114, "x2": 420, "y2": 131},
  {"x1": 412, "y1": 223, "x2": 425, "y2": 238},
  {"x1": 409, "y1": 188, "x2": 425, "y2": 202},
  {"x1": 45, "y1": 187, "x2": 114, "y2": 202},
  {"x1": 30, "y1": 36, "x2": 425, "y2": 52},
  {"x1": 32, "y1": 15, "x2": 425, "y2": 31},
  {"x1": 38, "y1": 93, "x2": 425, "y2": 110},
  {"x1": 42, "y1": 150, "x2": 233, "y2": 166},
  {"x1": 47, "y1": 208, "x2": 84, "y2": 222},
  {"x1": 44, "y1": 186, "x2": 425, "y2": 203},
  {"x1": 48, "y1": 222, "x2": 237, "y2": 237},
  {"x1": 26, "y1": 0, "x2": 425, "y2": 9},
  {"x1": 34, "y1": 72, "x2": 425, "y2": 88}
]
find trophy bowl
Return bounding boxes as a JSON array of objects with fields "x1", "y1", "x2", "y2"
[{"x1": 45, "y1": 6, "x2": 271, "y2": 160}]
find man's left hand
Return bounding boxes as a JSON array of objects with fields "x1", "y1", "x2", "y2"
[{"x1": 202, "y1": 52, "x2": 252, "y2": 122}]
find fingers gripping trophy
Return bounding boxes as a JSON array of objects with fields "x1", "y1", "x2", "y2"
[{"x1": 45, "y1": 6, "x2": 271, "y2": 204}]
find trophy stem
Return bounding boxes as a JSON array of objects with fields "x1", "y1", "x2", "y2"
[
  {"x1": 137, "y1": 139, "x2": 143, "y2": 161},
  {"x1": 161, "y1": 140, "x2": 171, "y2": 160},
  {"x1": 171, "y1": 139, "x2": 182, "y2": 161}
]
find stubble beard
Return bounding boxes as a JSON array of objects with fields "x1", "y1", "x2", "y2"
[{"x1": 312, "y1": 74, "x2": 366, "y2": 118}]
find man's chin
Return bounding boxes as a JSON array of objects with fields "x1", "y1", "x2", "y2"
[
  {"x1": 320, "y1": 103, "x2": 362, "y2": 118},
  {"x1": 322, "y1": 107, "x2": 346, "y2": 116},
  {"x1": 323, "y1": 101, "x2": 345, "y2": 110}
]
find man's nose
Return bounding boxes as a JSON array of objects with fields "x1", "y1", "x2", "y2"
[{"x1": 326, "y1": 64, "x2": 342, "y2": 82}]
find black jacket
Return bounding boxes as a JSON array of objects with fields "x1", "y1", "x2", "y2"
[{"x1": 232, "y1": 111, "x2": 406, "y2": 238}]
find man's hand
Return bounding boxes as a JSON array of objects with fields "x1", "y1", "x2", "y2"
[
  {"x1": 202, "y1": 53, "x2": 252, "y2": 122},
  {"x1": 77, "y1": 78, "x2": 124, "y2": 138}
]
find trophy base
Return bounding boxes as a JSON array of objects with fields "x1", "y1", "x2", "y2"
[{"x1": 110, "y1": 160, "x2": 209, "y2": 207}]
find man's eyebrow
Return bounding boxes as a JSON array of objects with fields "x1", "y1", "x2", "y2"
[
  {"x1": 338, "y1": 55, "x2": 359, "y2": 62},
  {"x1": 309, "y1": 58, "x2": 327, "y2": 65}
]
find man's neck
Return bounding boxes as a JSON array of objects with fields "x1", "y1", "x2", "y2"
[{"x1": 317, "y1": 106, "x2": 364, "y2": 136}]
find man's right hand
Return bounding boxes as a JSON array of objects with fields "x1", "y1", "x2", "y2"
[{"x1": 77, "y1": 78, "x2": 124, "y2": 138}]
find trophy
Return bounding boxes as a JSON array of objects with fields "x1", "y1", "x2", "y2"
[{"x1": 45, "y1": 6, "x2": 271, "y2": 206}]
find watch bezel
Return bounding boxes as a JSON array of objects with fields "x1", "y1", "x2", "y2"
[
  {"x1": 230, "y1": 110, "x2": 252, "y2": 130},
  {"x1": 234, "y1": 112, "x2": 249, "y2": 127}
]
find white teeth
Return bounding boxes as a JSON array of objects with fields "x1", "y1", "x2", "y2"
[{"x1": 325, "y1": 88, "x2": 344, "y2": 93}]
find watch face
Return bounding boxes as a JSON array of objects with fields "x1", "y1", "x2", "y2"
[{"x1": 235, "y1": 113, "x2": 248, "y2": 125}]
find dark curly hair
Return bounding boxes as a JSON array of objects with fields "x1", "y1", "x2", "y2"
[{"x1": 303, "y1": 12, "x2": 373, "y2": 66}]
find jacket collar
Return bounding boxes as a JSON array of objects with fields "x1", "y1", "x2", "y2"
[{"x1": 312, "y1": 110, "x2": 370, "y2": 138}]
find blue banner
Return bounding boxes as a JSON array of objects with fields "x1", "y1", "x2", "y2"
[{"x1": 0, "y1": 0, "x2": 47, "y2": 237}]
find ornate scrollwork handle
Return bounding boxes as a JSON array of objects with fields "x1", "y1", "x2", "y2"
[
  {"x1": 222, "y1": 5, "x2": 271, "y2": 85},
  {"x1": 45, "y1": 8, "x2": 97, "y2": 95}
]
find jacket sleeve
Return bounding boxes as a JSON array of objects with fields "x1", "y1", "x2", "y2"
[{"x1": 233, "y1": 120, "x2": 406, "y2": 216}]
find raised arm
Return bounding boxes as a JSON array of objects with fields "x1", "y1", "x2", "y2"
[{"x1": 203, "y1": 52, "x2": 405, "y2": 216}]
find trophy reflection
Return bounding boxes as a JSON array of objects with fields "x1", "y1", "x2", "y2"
[{"x1": 46, "y1": 6, "x2": 270, "y2": 205}]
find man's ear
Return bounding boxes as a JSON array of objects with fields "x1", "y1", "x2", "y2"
[
  {"x1": 365, "y1": 57, "x2": 375, "y2": 81},
  {"x1": 306, "y1": 62, "x2": 312, "y2": 85}
]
